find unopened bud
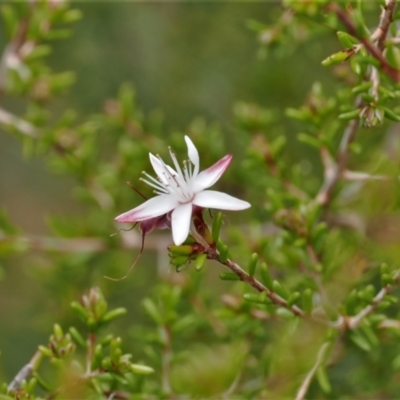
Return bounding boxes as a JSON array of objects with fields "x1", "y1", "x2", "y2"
[
  {"x1": 193, "y1": 214, "x2": 214, "y2": 247},
  {"x1": 168, "y1": 243, "x2": 205, "y2": 256}
]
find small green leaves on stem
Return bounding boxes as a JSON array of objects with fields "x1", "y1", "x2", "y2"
[
  {"x1": 216, "y1": 239, "x2": 229, "y2": 263},
  {"x1": 70, "y1": 287, "x2": 126, "y2": 332},
  {"x1": 69, "y1": 327, "x2": 86, "y2": 348},
  {"x1": 247, "y1": 253, "x2": 259, "y2": 277},
  {"x1": 302, "y1": 288, "x2": 314, "y2": 314},
  {"x1": 168, "y1": 242, "x2": 206, "y2": 272},
  {"x1": 338, "y1": 109, "x2": 360, "y2": 120},
  {"x1": 349, "y1": 330, "x2": 372, "y2": 352},
  {"x1": 316, "y1": 366, "x2": 332, "y2": 394},
  {"x1": 382, "y1": 107, "x2": 400, "y2": 122},
  {"x1": 288, "y1": 292, "x2": 301, "y2": 307},
  {"x1": 99, "y1": 336, "x2": 154, "y2": 377},
  {"x1": 272, "y1": 280, "x2": 289, "y2": 300},
  {"x1": 212, "y1": 212, "x2": 223, "y2": 243},
  {"x1": 259, "y1": 262, "x2": 273, "y2": 290},
  {"x1": 337, "y1": 31, "x2": 359, "y2": 48},
  {"x1": 131, "y1": 364, "x2": 155, "y2": 375},
  {"x1": 321, "y1": 49, "x2": 355, "y2": 67},
  {"x1": 142, "y1": 298, "x2": 164, "y2": 325},
  {"x1": 194, "y1": 253, "x2": 207, "y2": 271},
  {"x1": 219, "y1": 272, "x2": 241, "y2": 281},
  {"x1": 243, "y1": 292, "x2": 270, "y2": 304},
  {"x1": 47, "y1": 324, "x2": 76, "y2": 359},
  {"x1": 102, "y1": 308, "x2": 127, "y2": 324}
]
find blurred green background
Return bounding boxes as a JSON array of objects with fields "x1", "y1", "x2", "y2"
[{"x1": 0, "y1": 2, "x2": 334, "y2": 381}]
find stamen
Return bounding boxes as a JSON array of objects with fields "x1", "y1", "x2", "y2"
[
  {"x1": 169, "y1": 147, "x2": 185, "y2": 181},
  {"x1": 188, "y1": 160, "x2": 193, "y2": 178},
  {"x1": 183, "y1": 160, "x2": 190, "y2": 182},
  {"x1": 140, "y1": 177, "x2": 168, "y2": 194},
  {"x1": 142, "y1": 171, "x2": 165, "y2": 189},
  {"x1": 157, "y1": 155, "x2": 189, "y2": 201}
]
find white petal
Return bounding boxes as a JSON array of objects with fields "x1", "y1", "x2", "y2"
[
  {"x1": 192, "y1": 154, "x2": 232, "y2": 192},
  {"x1": 115, "y1": 195, "x2": 178, "y2": 222},
  {"x1": 185, "y1": 136, "x2": 199, "y2": 177},
  {"x1": 171, "y1": 202, "x2": 193, "y2": 245},
  {"x1": 193, "y1": 190, "x2": 251, "y2": 210},
  {"x1": 149, "y1": 153, "x2": 167, "y2": 184}
]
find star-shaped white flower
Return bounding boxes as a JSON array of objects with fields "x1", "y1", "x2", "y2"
[{"x1": 115, "y1": 136, "x2": 250, "y2": 245}]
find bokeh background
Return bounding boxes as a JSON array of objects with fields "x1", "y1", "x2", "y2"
[{"x1": 0, "y1": 2, "x2": 335, "y2": 382}]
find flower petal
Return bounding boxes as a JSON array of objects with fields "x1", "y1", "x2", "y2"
[
  {"x1": 185, "y1": 136, "x2": 200, "y2": 177},
  {"x1": 115, "y1": 195, "x2": 178, "y2": 222},
  {"x1": 149, "y1": 153, "x2": 177, "y2": 184},
  {"x1": 149, "y1": 153, "x2": 167, "y2": 184},
  {"x1": 192, "y1": 154, "x2": 232, "y2": 192},
  {"x1": 171, "y1": 202, "x2": 193, "y2": 245},
  {"x1": 193, "y1": 190, "x2": 251, "y2": 210}
]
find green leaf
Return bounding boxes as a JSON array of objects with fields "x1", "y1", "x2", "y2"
[
  {"x1": 270, "y1": 135, "x2": 286, "y2": 157},
  {"x1": 168, "y1": 245, "x2": 195, "y2": 256},
  {"x1": 316, "y1": 366, "x2": 331, "y2": 393},
  {"x1": 383, "y1": 107, "x2": 400, "y2": 122},
  {"x1": 350, "y1": 331, "x2": 372, "y2": 352},
  {"x1": 351, "y1": 81, "x2": 372, "y2": 94},
  {"x1": 61, "y1": 9, "x2": 83, "y2": 23},
  {"x1": 170, "y1": 255, "x2": 189, "y2": 267},
  {"x1": 275, "y1": 307, "x2": 295, "y2": 319},
  {"x1": 381, "y1": 273, "x2": 395, "y2": 286},
  {"x1": 302, "y1": 288, "x2": 313, "y2": 314},
  {"x1": 219, "y1": 272, "x2": 240, "y2": 281},
  {"x1": 285, "y1": 107, "x2": 312, "y2": 122},
  {"x1": 337, "y1": 31, "x2": 359, "y2": 47},
  {"x1": 247, "y1": 253, "x2": 258, "y2": 277},
  {"x1": 297, "y1": 133, "x2": 321, "y2": 149},
  {"x1": 272, "y1": 280, "x2": 289, "y2": 300},
  {"x1": 25, "y1": 45, "x2": 52, "y2": 61},
  {"x1": 142, "y1": 298, "x2": 164, "y2": 325},
  {"x1": 243, "y1": 292, "x2": 269, "y2": 304},
  {"x1": 338, "y1": 109, "x2": 360, "y2": 120},
  {"x1": 288, "y1": 292, "x2": 301, "y2": 307},
  {"x1": 102, "y1": 308, "x2": 127, "y2": 324},
  {"x1": 217, "y1": 239, "x2": 229, "y2": 263},
  {"x1": 321, "y1": 50, "x2": 353, "y2": 66},
  {"x1": 212, "y1": 212, "x2": 223, "y2": 242},
  {"x1": 360, "y1": 325, "x2": 379, "y2": 348},
  {"x1": 194, "y1": 253, "x2": 207, "y2": 271},
  {"x1": 259, "y1": 262, "x2": 273, "y2": 290},
  {"x1": 70, "y1": 301, "x2": 88, "y2": 322},
  {"x1": 69, "y1": 327, "x2": 86, "y2": 348},
  {"x1": 131, "y1": 364, "x2": 154, "y2": 375}
]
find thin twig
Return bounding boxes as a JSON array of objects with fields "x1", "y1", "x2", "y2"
[
  {"x1": 315, "y1": 97, "x2": 362, "y2": 206},
  {"x1": 0, "y1": 107, "x2": 39, "y2": 138},
  {"x1": 0, "y1": 17, "x2": 30, "y2": 99},
  {"x1": 374, "y1": 0, "x2": 398, "y2": 51},
  {"x1": 294, "y1": 342, "x2": 331, "y2": 400},
  {"x1": 343, "y1": 170, "x2": 391, "y2": 181},
  {"x1": 328, "y1": 1, "x2": 400, "y2": 82},
  {"x1": 345, "y1": 270, "x2": 400, "y2": 330},
  {"x1": 86, "y1": 333, "x2": 96, "y2": 375},
  {"x1": 206, "y1": 247, "x2": 306, "y2": 318},
  {"x1": 8, "y1": 350, "x2": 43, "y2": 392}
]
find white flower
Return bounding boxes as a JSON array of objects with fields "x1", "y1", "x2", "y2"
[{"x1": 115, "y1": 136, "x2": 250, "y2": 245}]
